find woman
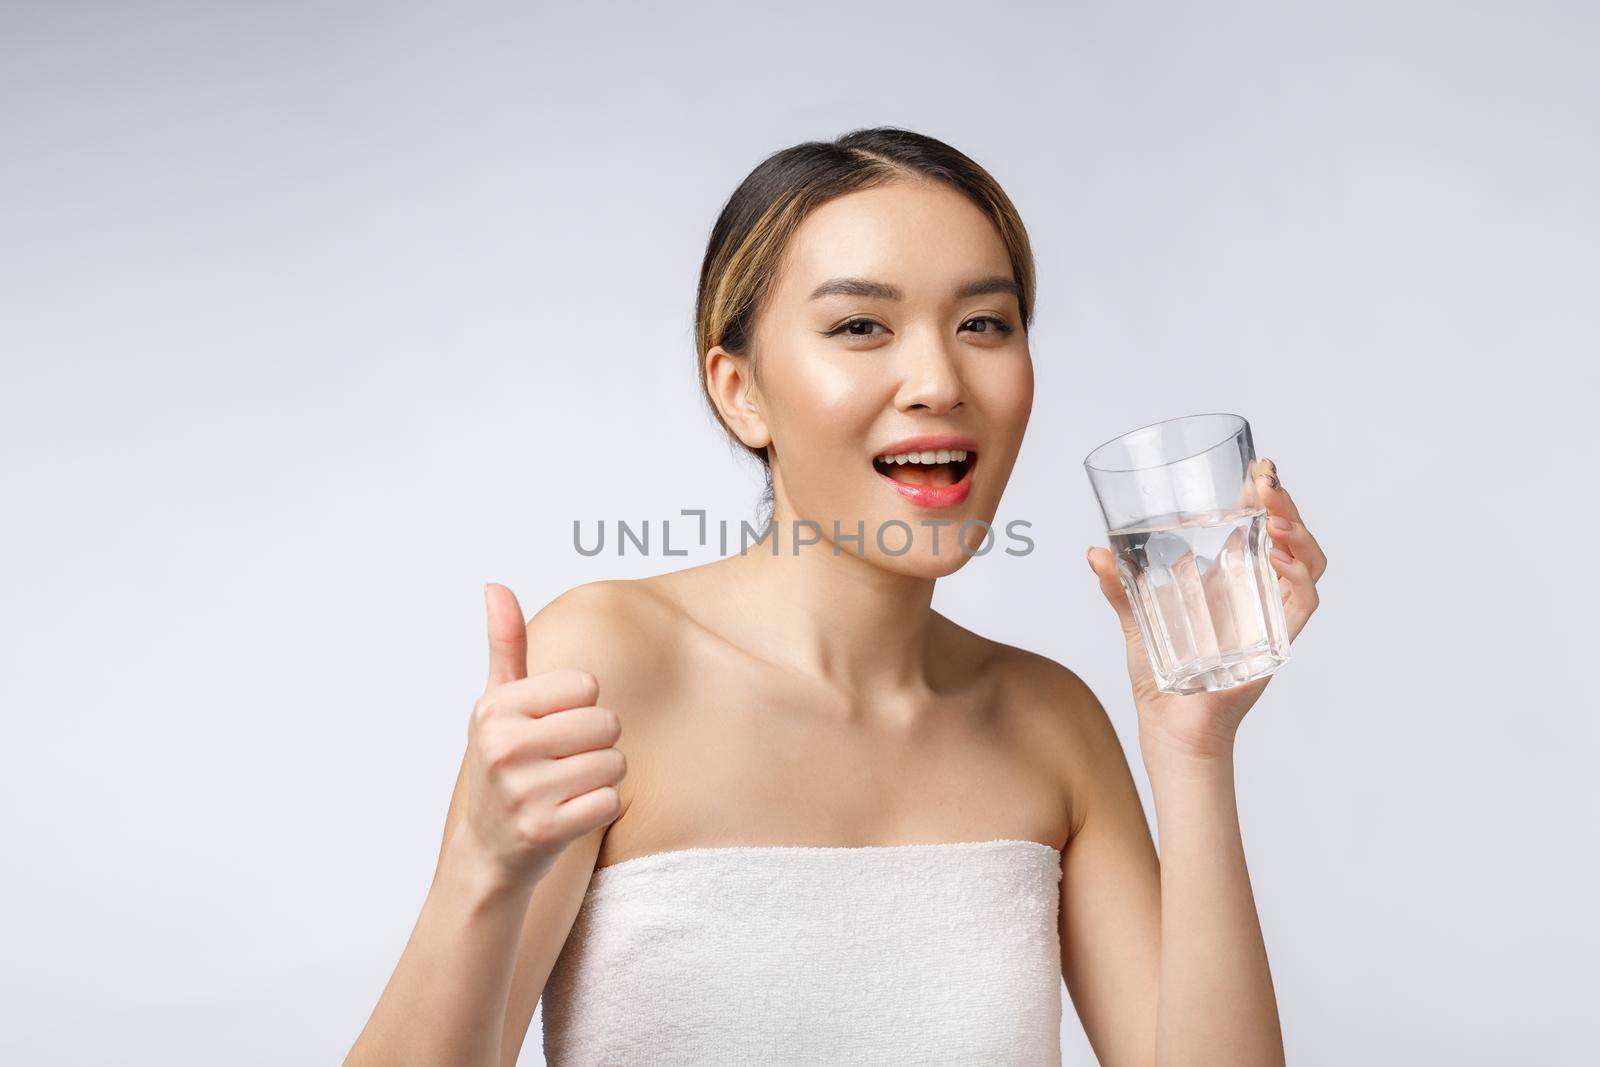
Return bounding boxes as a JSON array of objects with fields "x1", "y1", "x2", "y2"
[{"x1": 348, "y1": 127, "x2": 1325, "y2": 1066}]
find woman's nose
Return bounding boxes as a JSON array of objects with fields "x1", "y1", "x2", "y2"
[{"x1": 893, "y1": 339, "x2": 966, "y2": 413}]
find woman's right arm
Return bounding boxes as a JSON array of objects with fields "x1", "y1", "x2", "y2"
[{"x1": 345, "y1": 584, "x2": 631, "y2": 1067}]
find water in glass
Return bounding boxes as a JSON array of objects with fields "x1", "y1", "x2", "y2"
[{"x1": 1108, "y1": 504, "x2": 1289, "y2": 694}]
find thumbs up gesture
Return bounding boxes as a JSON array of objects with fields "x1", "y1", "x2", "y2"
[{"x1": 459, "y1": 583, "x2": 627, "y2": 887}]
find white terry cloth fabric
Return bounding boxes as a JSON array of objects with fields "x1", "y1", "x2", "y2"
[{"x1": 539, "y1": 837, "x2": 1064, "y2": 1065}]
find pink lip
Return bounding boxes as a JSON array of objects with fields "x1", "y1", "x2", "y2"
[
  {"x1": 877, "y1": 463, "x2": 974, "y2": 509},
  {"x1": 872, "y1": 433, "x2": 980, "y2": 510}
]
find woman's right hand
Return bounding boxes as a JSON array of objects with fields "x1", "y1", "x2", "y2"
[{"x1": 456, "y1": 583, "x2": 627, "y2": 889}]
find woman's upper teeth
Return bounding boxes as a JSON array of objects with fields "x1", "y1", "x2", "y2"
[{"x1": 877, "y1": 449, "x2": 969, "y2": 465}]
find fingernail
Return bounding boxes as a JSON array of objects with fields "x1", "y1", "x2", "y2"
[
  {"x1": 1264, "y1": 457, "x2": 1277, "y2": 475},
  {"x1": 1269, "y1": 515, "x2": 1290, "y2": 533},
  {"x1": 1268, "y1": 474, "x2": 1280, "y2": 489}
]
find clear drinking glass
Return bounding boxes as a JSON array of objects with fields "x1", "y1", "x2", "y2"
[{"x1": 1084, "y1": 413, "x2": 1290, "y2": 695}]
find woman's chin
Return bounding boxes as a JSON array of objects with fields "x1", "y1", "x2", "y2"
[
  {"x1": 859, "y1": 523, "x2": 992, "y2": 577},
  {"x1": 874, "y1": 549, "x2": 976, "y2": 579}
]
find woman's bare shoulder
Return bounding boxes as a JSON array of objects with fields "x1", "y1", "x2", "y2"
[
  {"x1": 931, "y1": 610, "x2": 1096, "y2": 704},
  {"x1": 993, "y1": 639, "x2": 1122, "y2": 747},
  {"x1": 523, "y1": 577, "x2": 686, "y2": 701},
  {"x1": 523, "y1": 577, "x2": 691, "y2": 826}
]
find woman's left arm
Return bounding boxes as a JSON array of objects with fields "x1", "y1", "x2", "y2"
[{"x1": 1084, "y1": 456, "x2": 1327, "y2": 1066}]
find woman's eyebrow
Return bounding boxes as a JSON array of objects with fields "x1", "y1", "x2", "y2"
[
  {"x1": 809, "y1": 277, "x2": 902, "y2": 300},
  {"x1": 954, "y1": 275, "x2": 1022, "y2": 301},
  {"x1": 808, "y1": 275, "x2": 1020, "y2": 301}
]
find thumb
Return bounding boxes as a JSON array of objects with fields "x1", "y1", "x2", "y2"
[
  {"x1": 483, "y1": 583, "x2": 529, "y2": 690},
  {"x1": 1086, "y1": 547, "x2": 1142, "y2": 644}
]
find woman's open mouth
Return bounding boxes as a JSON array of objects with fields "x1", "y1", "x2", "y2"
[{"x1": 872, "y1": 447, "x2": 977, "y2": 509}]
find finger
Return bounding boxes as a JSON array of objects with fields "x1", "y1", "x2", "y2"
[
  {"x1": 1265, "y1": 513, "x2": 1328, "y2": 582},
  {"x1": 1086, "y1": 546, "x2": 1142, "y2": 644},
  {"x1": 484, "y1": 583, "x2": 529, "y2": 690},
  {"x1": 1257, "y1": 456, "x2": 1325, "y2": 578},
  {"x1": 499, "y1": 703, "x2": 617, "y2": 760},
  {"x1": 550, "y1": 785, "x2": 623, "y2": 838},
  {"x1": 519, "y1": 746, "x2": 628, "y2": 805},
  {"x1": 1256, "y1": 457, "x2": 1305, "y2": 525},
  {"x1": 538, "y1": 703, "x2": 621, "y2": 756},
  {"x1": 1267, "y1": 544, "x2": 1319, "y2": 639},
  {"x1": 1234, "y1": 457, "x2": 1272, "y2": 511},
  {"x1": 482, "y1": 669, "x2": 602, "y2": 721}
]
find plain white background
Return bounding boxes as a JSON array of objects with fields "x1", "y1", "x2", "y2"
[{"x1": 4, "y1": 1, "x2": 1596, "y2": 1063}]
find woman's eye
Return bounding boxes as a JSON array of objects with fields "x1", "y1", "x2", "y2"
[
  {"x1": 825, "y1": 318, "x2": 887, "y2": 338},
  {"x1": 962, "y1": 315, "x2": 1014, "y2": 336},
  {"x1": 823, "y1": 316, "x2": 1014, "y2": 340}
]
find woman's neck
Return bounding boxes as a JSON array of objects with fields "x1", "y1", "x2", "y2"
[{"x1": 717, "y1": 509, "x2": 942, "y2": 700}]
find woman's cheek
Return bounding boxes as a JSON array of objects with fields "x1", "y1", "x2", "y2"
[
  {"x1": 976, "y1": 358, "x2": 1033, "y2": 506},
  {"x1": 1012, "y1": 358, "x2": 1036, "y2": 431},
  {"x1": 807, "y1": 360, "x2": 884, "y2": 420},
  {"x1": 977, "y1": 355, "x2": 1033, "y2": 433}
]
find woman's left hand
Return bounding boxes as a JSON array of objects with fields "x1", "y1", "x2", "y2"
[{"x1": 1085, "y1": 457, "x2": 1327, "y2": 763}]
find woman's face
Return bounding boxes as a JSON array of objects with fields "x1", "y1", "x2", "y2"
[{"x1": 738, "y1": 178, "x2": 1034, "y2": 577}]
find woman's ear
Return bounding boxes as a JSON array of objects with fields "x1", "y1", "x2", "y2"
[{"x1": 705, "y1": 345, "x2": 772, "y2": 451}]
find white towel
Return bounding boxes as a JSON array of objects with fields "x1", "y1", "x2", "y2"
[{"x1": 540, "y1": 838, "x2": 1063, "y2": 1065}]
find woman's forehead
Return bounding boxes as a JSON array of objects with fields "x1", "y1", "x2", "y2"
[{"x1": 776, "y1": 183, "x2": 1014, "y2": 297}]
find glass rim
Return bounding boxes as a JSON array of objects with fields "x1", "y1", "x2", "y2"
[{"x1": 1083, "y1": 412, "x2": 1248, "y2": 474}]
